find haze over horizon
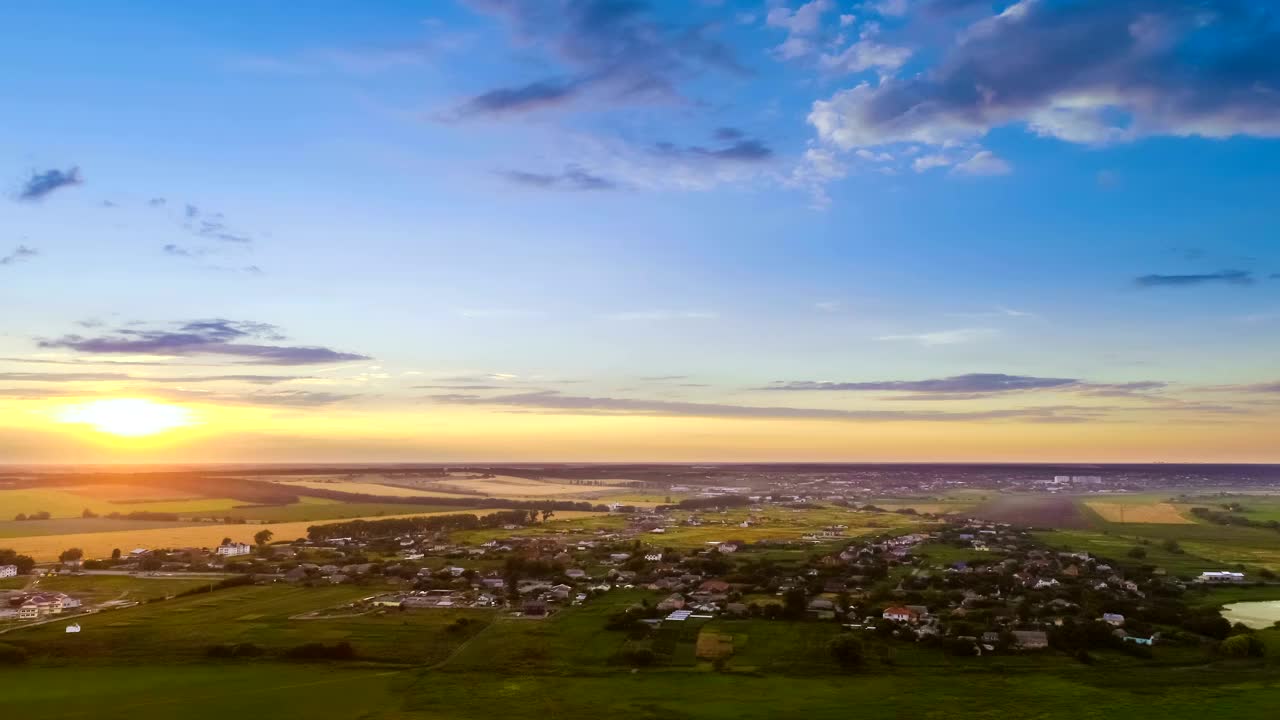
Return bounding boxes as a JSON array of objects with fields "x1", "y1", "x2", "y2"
[{"x1": 3, "y1": 0, "x2": 1280, "y2": 464}]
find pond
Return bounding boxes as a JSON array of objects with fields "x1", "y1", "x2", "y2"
[{"x1": 1221, "y1": 600, "x2": 1280, "y2": 629}]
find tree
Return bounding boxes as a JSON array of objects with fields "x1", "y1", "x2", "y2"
[
  {"x1": 541, "y1": 509, "x2": 554, "y2": 523},
  {"x1": 82, "y1": 508, "x2": 99, "y2": 519},
  {"x1": 111, "y1": 548, "x2": 122, "y2": 561},
  {"x1": 1127, "y1": 546, "x2": 1147, "y2": 559},
  {"x1": 59, "y1": 547, "x2": 84, "y2": 564},
  {"x1": 828, "y1": 635, "x2": 865, "y2": 667},
  {"x1": 1220, "y1": 634, "x2": 1266, "y2": 658},
  {"x1": 1160, "y1": 539, "x2": 1183, "y2": 554},
  {"x1": 221, "y1": 537, "x2": 232, "y2": 547},
  {"x1": 0, "y1": 549, "x2": 36, "y2": 575},
  {"x1": 14, "y1": 513, "x2": 26, "y2": 521},
  {"x1": 254, "y1": 529, "x2": 274, "y2": 546},
  {"x1": 782, "y1": 587, "x2": 807, "y2": 619}
]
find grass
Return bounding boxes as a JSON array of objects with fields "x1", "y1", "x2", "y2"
[
  {"x1": 0, "y1": 664, "x2": 410, "y2": 720},
  {"x1": 195, "y1": 501, "x2": 476, "y2": 523},
  {"x1": 914, "y1": 541, "x2": 1005, "y2": 566},
  {"x1": 19, "y1": 574, "x2": 216, "y2": 604},
  {"x1": 2, "y1": 583, "x2": 491, "y2": 665},
  {"x1": 0, "y1": 517, "x2": 202, "y2": 539}
]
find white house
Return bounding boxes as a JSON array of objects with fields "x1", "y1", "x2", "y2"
[
  {"x1": 66, "y1": 623, "x2": 81, "y2": 633},
  {"x1": 0, "y1": 564, "x2": 18, "y2": 578},
  {"x1": 882, "y1": 606, "x2": 922, "y2": 623},
  {"x1": 216, "y1": 542, "x2": 252, "y2": 557}
]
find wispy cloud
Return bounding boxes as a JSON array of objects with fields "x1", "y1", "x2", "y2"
[
  {"x1": 0, "y1": 245, "x2": 38, "y2": 266},
  {"x1": 15, "y1": 167, "x2": 82, "y2": 201},
  {"x1": 761, "y1": 373, "x2": 1078, "y2": 394},
  {"x1": 455, "y1": 0, "x2": 748, "y2": 118},
  {"x1": 427, "y1": 389, "x2": 1103, "y2": 423},
  {"x1": 0, "y1": 371, "x2": 310, "y2": 385},
  {"x1": 876, "y1": 328, "x2": 998, "y2": 345},
  {"x1": 1134, "y1": 270, "x2": 1255, "y2": 287},
  {"x1": 499, "y1": 165, "x2": 617, "y2": 191},
  {"x1": 37, "y1": 319, "x2": 370, "y2": 366}
]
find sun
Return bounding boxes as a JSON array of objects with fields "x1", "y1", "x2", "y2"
[{"x1": 55, "y1": 398, "x2": 196, "y2": 437}]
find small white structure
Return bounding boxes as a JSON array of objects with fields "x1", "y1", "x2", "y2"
[
  {"x1": 0, "y1": 564, "x2": 18, "y2": 578},
  {"x1": 66, "y1": 623, "x2": 81, "y2": 633},
  {"x1": 216, "y1": 542, "x2": 252, "y2": 557},
  {"x1": 1199, "y1": 571, "x2": 1246, "y2": 583}
]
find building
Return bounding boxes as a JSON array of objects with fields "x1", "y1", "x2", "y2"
[
  {"x1": 1013, "y1": 630, "x2": 1049, "y2": 649},
  {"x1": 1102, "y1": 613, "x2": 1125, "y2": 626},
  {"x1": 0, "y1": 564, "x2": 18, "y2": 578},
  {"x1": 66, "y1": 623, "x2": 81, "y2": 633},
  {"x1": 1199, "y1": 571, "x2": 1246, "y2": 583},
  {"x1": 882, "y1": 606, "x2": 922, "y2": 623},
  {"x1": 216, "y1": 542, "x2": 252, "y2": 557}
]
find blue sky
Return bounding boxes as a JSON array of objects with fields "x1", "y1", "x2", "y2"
[{"x1": 2, "y1": 0, "x2": 1279, "y2": 462}]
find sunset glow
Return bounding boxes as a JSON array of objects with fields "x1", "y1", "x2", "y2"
[{"x1": 54, "y1": 399, "x2": 196, "y2": 437}]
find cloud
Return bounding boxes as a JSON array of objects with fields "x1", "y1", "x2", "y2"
[
  {"x1": 952, "y1": 150, "x2": 1012, "y2": 176},
  {"x1": 37, "y1": 319, "x2": 370, "y2": 366},
  {"x1": 768, "y1": 0, "x2": 834, "y2": 58},
  {"x1": 148, "y1": 197, "x2": 167, "y2": 207},
  {"x1": 426, "y1": 389, "x2": 1100, "y2": 422},
  {"x1": 809, "y1": 1, "x2": 1280, "y2": 151},
  {"x1": 0, "y1": 371, "x2": 310, "y2": 385},
  {"x1": 912, "y1": 154, "x2": 952, "y2": 172},
  {"x1": 0, "y1": 245, "x2": 38, "y2": 266},
  {"x1": 1134, "y1": 270, "x2": 1255, "y2": 287},
  {"x1": 640, "y1": 375, "x2": 690, "y2": 381},
  {"x1": 761, "y1": 373, "x2": 1079, "y2": 394},
  {"x1": 877, "y1": 327, "x2": 998, "y2": 345},
  {"x1": 653, "y1": 134, "x2": 775, "y2": 163},
  {"x1": 500, "y1": 165, "x2": 618, "y2": 191},
  {"x1": 16, "y1": 167, "x2": 82, "y2": 201},
  {"x1": 456, "y1": 0, "x2": 748, "y2": 117}
]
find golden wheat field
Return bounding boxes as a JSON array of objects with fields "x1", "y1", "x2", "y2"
[
  {"x1": 273, "y1": 480, "x2": 477, "y2": 498},
  {"x1": 5, "y1": 509, "x2": 609, "y2": 561},
  {"x1": 1085, "y1": 501, "x2": 1194, "y2": 524}
]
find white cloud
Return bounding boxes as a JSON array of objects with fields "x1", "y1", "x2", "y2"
[
  {"x1": 877, "y1": 328, "x2": 999, "y2": 346},
  {"x1": 912, "y1": 154, "x2": 953, "y2": 172},
  {"x1": 952, "y1": 150, "x2": 1012, "y2": 176}
]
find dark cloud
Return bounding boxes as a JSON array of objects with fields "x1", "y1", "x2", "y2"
[
  {"x1": 457, "y1": 0, "x2": 748, "y2": 117},
  {"x1": 811, "y1": 1, "x2": 1280, "y2": 149},
  {"x1": 0, "y1": 245, "x2": 38, "y2": 266},
  {"x1": 458, "y1": 79, "x2": 581, "y2": 116},
  {"x1": 761, "y1": 373, "x2": 1079, "y2": 394},
  {"x1": 426, "y1": 389, "x2": 1102, "y2": 422},
  {"x1": 1134, "y1": 270, "x2": 1254, "y2": 287},
  {"x1": 714, "y1": 127, "x2": 745, "y2": 141},
  {"x1": 654, "y1": 136, "x2": 774, "y2": 163},
  {"x1": 163, "y1": 244, "x2": 198, "y2": 258},
  {"x1": 500, "y1": 165, "x2": 618, "y2": 191},
  {"x1": 148, "y1": 197, "x2": 167, "y2": 207},
  {"x1": 37, "y1": 319, "x2": 370, "y2": 366},
  {"x1": 16, "y1": 167, "x2": 82, "y2": 201}
]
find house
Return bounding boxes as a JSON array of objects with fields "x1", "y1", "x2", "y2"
[
  {"x1": 550, "y1": 584, "x2": 573, "y2": 600},
  {"x1": 216, "y1": 542, "x2": 252, "y2": 557},
  {"x1": 1013, "y1": 630, "x2": 1049, "y2": 649},
  {"x1": 565, "y1": 569, "x2": 587, "y2": 579},
  {"x1": 698, "y1": 579, "x2": 731, "y2": 594},
  {"x1": 882, "y1": 606, "x2": 922, "y2": 623},
  {"x1": 17, "y1": 602, "x2": 39, "y2": 620},
  {"x1": 0, "y1": 564, "x2": 18, "y2": 578},
  {"x1": 657, "y1": 593, "x2": 686, "y2": 611},
  {"x1": 717, "y1": 543, "x2": 740, "y2": 554},
  {"x1": 1102, "y1": 613, "x2": 1125, "y2": 626},
  {"x1": 644, "y1": 553, "x2": 663, "y2": 562},
  {"x1": 65, "y1": 623, "x2": 81, "y2": 633}
]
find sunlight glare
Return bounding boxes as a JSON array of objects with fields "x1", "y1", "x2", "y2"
[{"x1": 55, "y1": 398, "x2": 196, "y2": 437}]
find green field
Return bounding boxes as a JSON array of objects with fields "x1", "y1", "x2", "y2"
[
  {"x1": 1, "y1": 583, "x2": 491, "y2": 665},
  {"x1": 0, "y1": 487, "x2": 243, "y2": 520},
  {"x1": 20, "y1": 574, "x2": 217, "y2": 604}
]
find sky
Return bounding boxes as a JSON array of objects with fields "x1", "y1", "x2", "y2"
[{"x1": 1, "y1": 0, "x2": 1279, "y2": 464}]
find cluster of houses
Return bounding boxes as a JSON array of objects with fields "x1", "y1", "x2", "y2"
[{"x1": 10, "y1": 591, "x2": 82, "y2": 620}]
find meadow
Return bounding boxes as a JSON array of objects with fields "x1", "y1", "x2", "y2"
[
  {"x1": 18, "y1": 573, "x2": 217, "y2": 604},
  {"x1": 1, "y1": 583, "x2": 491, "y2": 665}
]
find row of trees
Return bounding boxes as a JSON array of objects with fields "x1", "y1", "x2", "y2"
[{"x1": 306, "y1": 509, "x2": 542, "y2": 541}]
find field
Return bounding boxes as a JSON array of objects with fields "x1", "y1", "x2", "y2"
[
  {"x1": 1, "y1": 583, "x2": 491, "y2": 664},
  {"x1": 0, "y1": 487, "x2": 244, "y2": 520},
  {"x1": 272, "y1": 479, "x2": 477, "y2": 499},
  {"x1": 1085, "y1": 501, "x2": 1193, "y2": 524},
  {"x1": 963, "y1": 494, "x2": 1090, "y2": 528},
  {"x1": 2, "y1": 509, "x2": 499, "y2": 561},
  {"x1": 13, "y1": 573, "x2": 218, "y2": 604}
]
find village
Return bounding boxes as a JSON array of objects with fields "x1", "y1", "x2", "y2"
[{"x1": 3, "y1": 496, "x2": 1263, "y2": 663}]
